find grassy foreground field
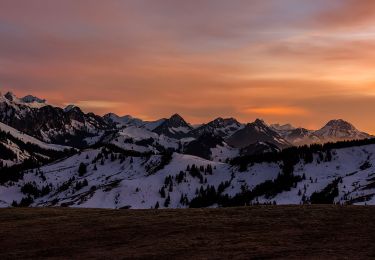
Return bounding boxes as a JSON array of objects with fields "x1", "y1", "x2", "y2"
[{"x1": 0, "y1": 206, "x2": 375, "y2": 259}]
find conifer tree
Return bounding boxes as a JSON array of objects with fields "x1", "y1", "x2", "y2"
[
  {"x1": 159, "y1": 187, "x2": 166, "y2": 198},
  {"x1": 164, "y1": 194, "x2": 170, "y2": 207}
]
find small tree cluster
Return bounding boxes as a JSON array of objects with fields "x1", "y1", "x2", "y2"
[
  {"x1": 164, "y1": 175, "x2": 173, "y2": 191},
  {"x1": 75, "y1": 179, "x2": 88, "y2": 191},
  {"x1": 78, "y1": 163, "x2": 87, "y2": 176},
  {"x1": 57, "y1": 177, "x2": 75, "y2": 193},
  {"x1": 175, "y1": 171, "x2": 186, "y2": 184},
  {"x1": 179, "y1": 193, "x2": 189, "y2": 206},
  {"x1": 12, "y1": 196, "x2": 34, "y2": 207},
  {"x1": 164, "y1": 194, "x2": 171, "y2": 207},
  {"x1": 310, "y1": 178, "x2": 341, "y2": 204},
  {"x1": 187, "y1": 165, "x2": 203, "y2": 183},
  {"x1": 21, "y1": 182, "x2": 51, "y2": 198},
  {"x1": 189, "y1": 185, "x2": 217, "y2": 208}
]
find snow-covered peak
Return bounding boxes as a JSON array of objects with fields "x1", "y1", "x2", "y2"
[
  {"x1": 210, "y1": 117, "x2": 241, "y2": 128},
  {"x1": 247, "y1": 119, "x2": 272, "y2": 132},
  {"x1": 325, "y1": 119, "x2": 355, "y2": 129},
  {"x1": 190, "y1": 117, "x2": 243, "y2": 138},
  {"x1": 103, "y1": 112, "x2": 119, "y2": 119},
  {"x1": 21, "y1": 95, "x2": 46, "y2": 104},
  {"x1": 271, "y1": 119, "x2": 371, "y2": 146},
  {"x1": 1, "y1": 92, "x2": 47, "y2": 108},
  {"x1": 103, "y1": 113, "x2": 145, "y2": 128},
  {"x1": 152, "y1": 114, "x2": 192, "y2": 139},
  {"x1": 226, "y1": 119, "x2": 290, "y2": 149},
  {"x1": 314, "y1": 119, "x2": 370, "y2": 141},
  {"x1": 168, "y1": 114, "x2": 189, "y2": 127},
  {"x1": 271, "y1": 123, "x2": 295, "y2": 131},
  {"x1": 253, "y1": 118, "x2": 267, "y2": 127},
  {"x1": 64, "y1": 104, "x2": 78, "y2": 112}
]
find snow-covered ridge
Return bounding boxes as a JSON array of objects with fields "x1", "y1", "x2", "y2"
[
  {"x1": 103, "y1": 113, "x2": 166, "y2": 131},
  {"x1": 0, "y1": 91, "x2": 111, "y2": 146},
  {"x1": 2, "y1": 92, "x2": 47, "y2": 108},
  {"x1": 272, "y1": 119, "x2": 372, "y2": 146},
  {"x1": 0, "y1": 122, "x2": 70, "y2": 151}
]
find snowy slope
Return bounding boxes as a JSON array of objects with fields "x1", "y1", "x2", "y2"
[
  {"x1": 262, "y1": 144, "x2": 375, "y2": 205},
  {"x1": 2, "y1": 141, "x2": 375, "y2": 208},
  {"x1": 0, "y1": 122, "x2": 72, "y2": 167},
  {"x1": 107, "y1": 126, "x2": 179, "y2": 153},
  {"x1": 0, "y1": 150, "x2": 230, "y2": 208},
  {"x1": 0, "y1": 122, "x2": 70, "y2": 151}
]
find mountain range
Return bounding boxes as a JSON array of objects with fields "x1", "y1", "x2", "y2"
[{"x1": 0, "y1": 91, "x2": 374, "y2": 208}]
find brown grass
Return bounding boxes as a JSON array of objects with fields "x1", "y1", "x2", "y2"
[{"x1": 0, "y1": 206, "x2": 375, "y2": 259}]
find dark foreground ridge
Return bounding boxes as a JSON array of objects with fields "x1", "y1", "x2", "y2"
[{"x1": 1, "y1": 206, "x2": 375, "y2": 259}]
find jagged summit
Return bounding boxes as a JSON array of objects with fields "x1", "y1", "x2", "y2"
[
  {"x1": 248, "y1": 118, "x2": 273, "y2": 130},
  {"x1": 253, "y1": 118, "x2": 266, "y2": 125},
  {"x1": 153, "y1": 113, "x2": 192, "y2": 138},
  {"x1": 64, "y1": 104, "x2": 77, "y2": 112},
  {"x1": 210, "y1": 117, "x2": 240, "y2": 127},
  {"x1": 226, "y1": 118, "x2": 290, "y2": 149},
  {"x1": 0, "y1": 93, "x2": 110, "y2": 146},
  {"x1": 190, "y1": 117, "x2": 243, "y2": 138},
  {"x1": 168, "y1": 113, "x2": 189, "y2": 126}
]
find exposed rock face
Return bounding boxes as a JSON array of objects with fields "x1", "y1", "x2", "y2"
[
  {"x1": 0, "y1": 93, "x2": 111, "y2": 147},
  {"x1": 153, "y1": 114, "x2": 193, "y2": 139},
  {"x1": 190, "y1": 117, "x2": 243, "y2": 138},
  {"x1": 226, "y1": 119, "x2": 290, "y2": 149}
]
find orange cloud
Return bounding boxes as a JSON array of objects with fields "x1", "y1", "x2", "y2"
[
  {"x1": 316, "y1": 0, "x2": 375, "y2": 29},
  {"x1": 2, "y1": 1, "x2": 375, "y2": 133},
  {"x1": 243, "y1": 106, "x2": 309, "y2": 116}
]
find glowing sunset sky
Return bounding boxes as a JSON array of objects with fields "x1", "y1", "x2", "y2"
[{"x1": 1, "y1": 0, "x2": 375, "y2": 132}]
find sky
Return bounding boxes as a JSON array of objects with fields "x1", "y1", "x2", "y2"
[{"x1": 1, "y1": 0, "x2": 375, "y2": 132}]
